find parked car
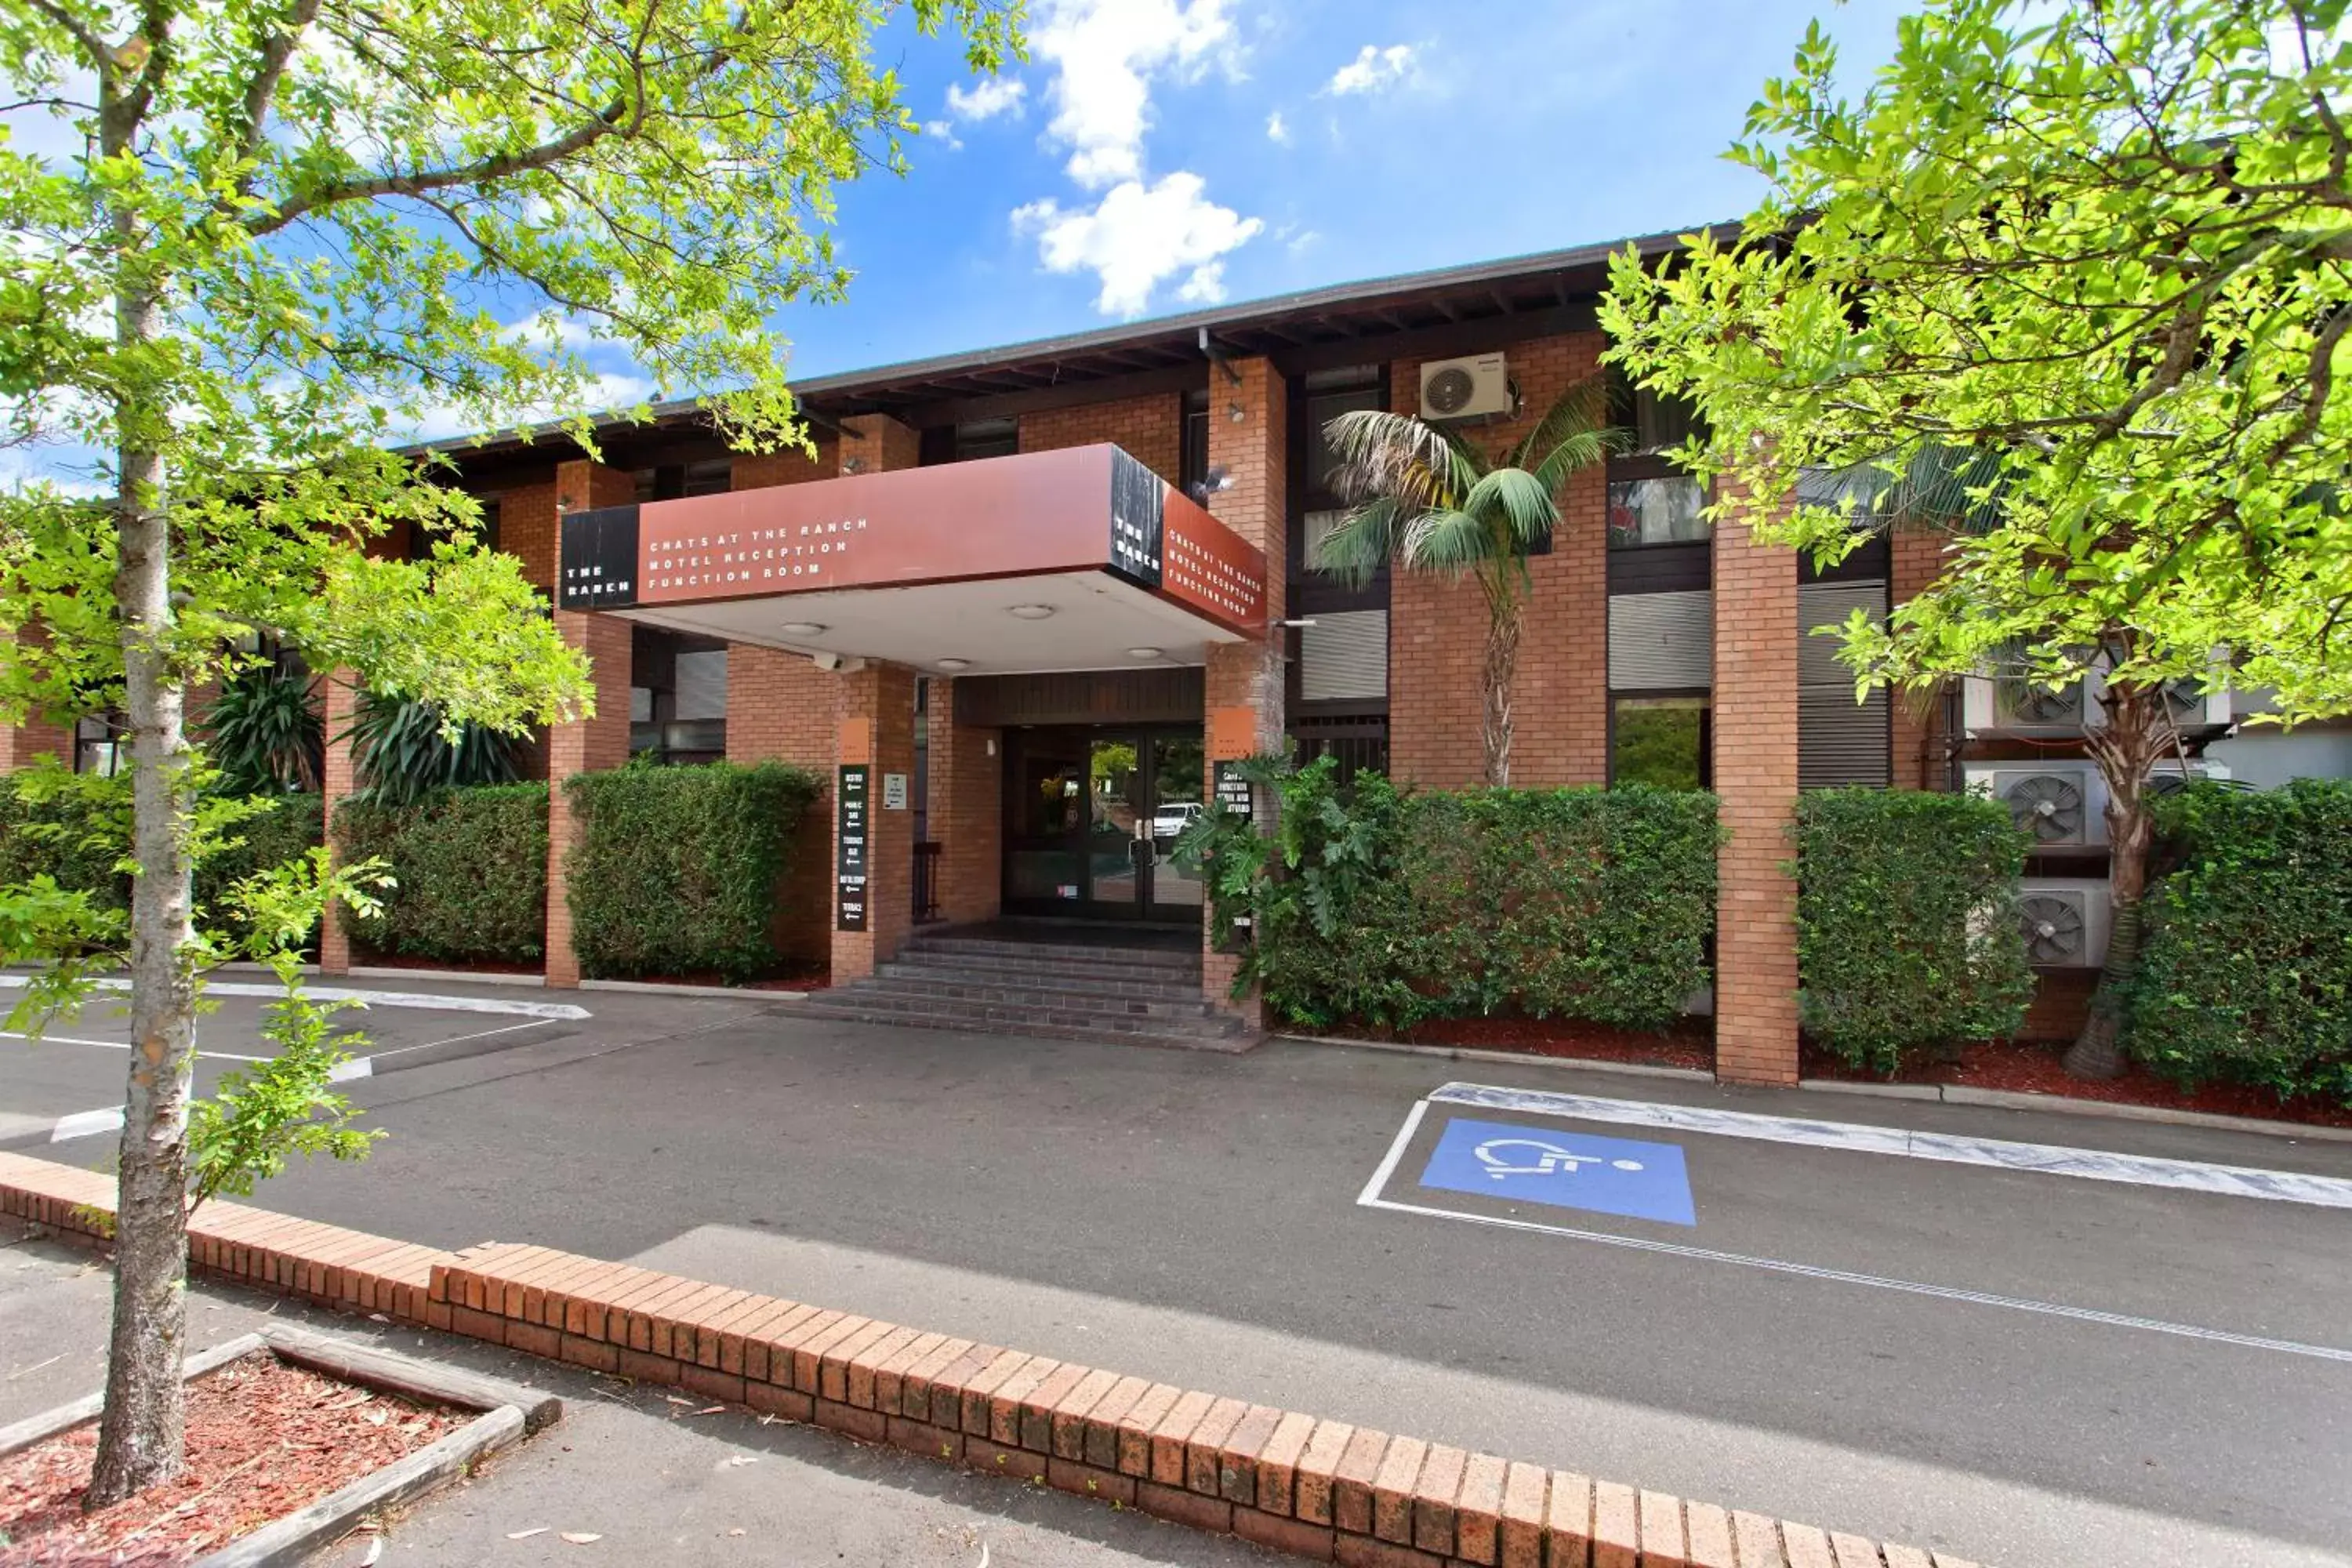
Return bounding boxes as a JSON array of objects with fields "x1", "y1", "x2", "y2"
[{"x1": 1152, "y1": 801, "x2": 1204, "y2": 841}]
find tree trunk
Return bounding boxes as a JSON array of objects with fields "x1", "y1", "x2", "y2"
[
  {"x1": 83, "y1": 278, "x2": 199, "y2": 1504},
  {"x1": 1480, "y1": 590, "x2": 1523, "y2": 789},
  {"x1": 2061, "y1": 681, "x2": 2162, "y2": 1082}
]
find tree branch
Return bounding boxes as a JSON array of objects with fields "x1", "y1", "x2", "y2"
[{"x1": 232, "y1": 0, "x2": 324, "y2": 183}]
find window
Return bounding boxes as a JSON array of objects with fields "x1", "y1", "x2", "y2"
[
  {"x1": 1180, "y1": 390, "x2": 1210, "y2": 498},
  {"x1": 955, "y1": 419, "x2": 1018, "y2": 462},
  {"x1": 1608, "y1": 476, "x2": 1709, "y2": 547},
  {"x1": 1607, "y1": 373, "x2": 1709, "y2": 549},
  {"x1": 74, "y1": 713, "x2": 125, "y2": 777},
  {"x1": 1611, "y1": 695, "x2": 1710, "y2": 790},
  {"x1": 627, "y1": 626, "x2": 728, "y2": 764},
  {"x1": 683, "y1": 459, "x2": 732, "y2": 496}
]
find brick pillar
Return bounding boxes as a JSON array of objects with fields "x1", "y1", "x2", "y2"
[
  {"x1": 1887, "y1": 528, "x2": 1949, "y2": 791},
  {"x1": 1711, "y1": 483, "x2": 1802, "y2": 1085},
  {"x1": 831, "y1": 662, "x2": 918, "y2": 982},
  {"x1": 926, "y1": 680, "x2": 1001, "y2": 926},
  {"x1": 544, "y1": 460, "x2": 636, "y2": 988},
  {"x1": 725, "y1": 644, "x2": 839, "y2": 967},
  {"x1": 837, "y1": 414, "x2": 919, "y2": 477},
  {"x1": 1201, "y1": 359, "x2": 1288, "y2": 1019},
  {"x1": 318, "y1": 673, "x2": 361, "y2": 975}
]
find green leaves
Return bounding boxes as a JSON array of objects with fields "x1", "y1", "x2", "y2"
[
  {"x1": 1599, "y1": 0, "x2": 2352, "y2": 723},
  {"x1": 1791, "y1": 788, "x2": 2036, "y2": 1074},
  {"x1": 332, "y1": 783, "x2": 548, "y2": 964}
]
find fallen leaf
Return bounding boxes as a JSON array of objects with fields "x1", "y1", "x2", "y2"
[
  {"x1": 560, "y1": 1532, "x2": 604, "y2": 1544},
  {"x1": 506, "y1": 1528, "x2": 550, "y2": 1541},
  {"x1": 358, "y1": 1538, "x2": 385, "y2": 1566}
]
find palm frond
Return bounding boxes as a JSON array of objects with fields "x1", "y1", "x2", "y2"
[
  {"x1": 1396, "y1": 508, "x2": 1497, "y2": 577},
  {"x1": 1876, "y1": 442, "x2": 2010, "y2": 533},
  {"x1": 1462, "y1": 467, "x2": 1561, "y2": 550},
  {"x1": 1315, "y1": 495, "x2": 1410, "y2": 590},
  {"x1": 1322, "y1": 408, "x2": 1483, "y2": 510},
  {"x1": 1510, "y1": 376, "x2": 1631, "y2": 488}
]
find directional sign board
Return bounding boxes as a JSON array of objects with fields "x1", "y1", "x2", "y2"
[{"x1": 1417, "y1": 1116, "x2": 1695, "y2": 1227}]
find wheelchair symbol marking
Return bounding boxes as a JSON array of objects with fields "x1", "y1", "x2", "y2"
[{"x1": 1473, "y1": 1138, "x2": 1646, "y2": 1179}]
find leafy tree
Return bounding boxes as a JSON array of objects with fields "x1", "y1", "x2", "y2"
[
  {"x1": 1600, "y1": 0, "x2": 2352, "y2": 1078},
  {"x1": 203, "y1": 662, "x2": 323, "y2": 794},
  {"x1": 0, "y1": 0, "x2": 1018, "y2": 1507},
  {"x1": 1316, "y1": 379, "x2": 1627, "y2": 786}
]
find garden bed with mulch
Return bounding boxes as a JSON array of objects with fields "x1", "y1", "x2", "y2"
[
  {"x1": 0, "y1": 1352, "x2": 462, "y2": 1566},
  {"x1": 1802, "y1": 1038, "x2": 2352, "y2": 1131}
]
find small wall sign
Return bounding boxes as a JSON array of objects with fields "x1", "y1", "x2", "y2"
[
  {"x1": 836, "y1": 764, "x2": 869, "y2": 932},
  {"x1": 1214, "y1": 761, "x2": 1254, "y2": 818},
  {"x1": 882, "y1": 772, "x2": 909, "y2": 811}
]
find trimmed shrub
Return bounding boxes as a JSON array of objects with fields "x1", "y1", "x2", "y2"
[
  {"x1": 2129, "y1": 779, "x2": 2352, "y2": 1106},
  {"x1": 1792, "y1": 788, "x2": 2035, "y2": 1074},
  {"x1": 1197, "y1": 760, "x2": 1719, "y2": 1033},
  {"x1": 564, "y1": 760, "x2": 821, "y2": 982},
  {"x1": 0, "y1": 777, "x2": 323, "y2": 935},
  {"x1": 332, "y1": 783, "x2": 548, "y2": 964}
]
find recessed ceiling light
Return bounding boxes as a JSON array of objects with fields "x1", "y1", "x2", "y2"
[
  {"x1": 1125, "y1": 646, "x2": 1162, "y2": 659},
  {"x1": 1006, "y1": 604, "x2": 1056, "y2": 620},
  {"x1": 779, "y1": 622, "x2": 828, "y2": 637},
  {"x1": 935, "y1": 658, "x2": 971, "y2": 672}
]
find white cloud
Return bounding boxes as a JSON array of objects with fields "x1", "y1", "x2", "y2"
[
  {"x1": 1014, "y1": 172, "x2": 1262, "y2": 318},
  {"x1": 922, "y1": 119, "x2": 965, "y2": 151},
  {"x1": 1265, "y1": 111, "x2": 1290, "y2": 145},
  {"x1": 1033, "y1": 0, "x2": 1237, "y2": 190},
  {"x1": 944, "y1": 77, "x2": 1028, "y2": 122},
  {"x1": 1326, "y1": 43, "x2": 1414, "y2": 96}
]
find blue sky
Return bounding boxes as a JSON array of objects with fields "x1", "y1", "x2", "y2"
[{"x1": 772, "y1": 0, "x2": 1916, "y2": 380}]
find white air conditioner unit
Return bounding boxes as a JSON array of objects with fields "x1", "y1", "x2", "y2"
[
  {"x1": 2161, "y1": 674, "x2": 2233, "y2": 729},
  {"x1": 1965, "y1": 762, "x2": 2110, "y2": 847},
  {"x1": 2144, "y1": 757, "x2": 2232, "y2": 798},
  {"x1": 1419, "y1": 354, "x2": 1513, "y2": 422},
  {"x1": 2013, "y1": 879, "x2": 2113, "y2": 969},
  {"x1": 1962, "y1": 672, "x2": 2100, "y2": 736}
]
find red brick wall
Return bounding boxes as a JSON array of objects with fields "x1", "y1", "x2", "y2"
[
  {"x1": 1201, "y1": 359, "x2": 1288, "y2": 1016},
  {"x1": 1711, "y1": 481, "x2": 1802, "y2": 1085},
  {"x1": 733, "y1": 441, "x2": 837, "y2": 492},
  {"x1": 499, "y1": 480, "x2": 561, "y2": 591},
  {"x1": 1887, "y1": 528, "x2": 1949, "y2": 792},
  {"x1": 1022, "y1": 391, "x2": 1185, "y2": 489},
  {"x1": 727, "y1": 645, "x2": 841, "y2": 965},
  {"x1": 544, "y1": 462, "x2": 639, "y2": 988},
  {"x1": 1385, "y1": 332, "x2": 1610, "y2": 789},
  {"x1": 833, "y1": 664, "x2": 919, "y2": 982},
  {"x1": 927, "y1": 685, "x2": 1001, "y2": 927},
  {"x1": 840, "y1": 414, "x2": 920, "y2": 477},
  {"x1": 0, "y1": 627, "x2": 74, "y2": 775}
]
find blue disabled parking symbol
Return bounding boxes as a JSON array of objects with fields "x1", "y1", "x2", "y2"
[{"x1": 1417, "y1": 1116, "x2": 1696, "y2": 1227}]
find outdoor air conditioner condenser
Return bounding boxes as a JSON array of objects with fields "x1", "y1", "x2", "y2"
[
  {"x1": 1419, "y1": 354, "x2": 1514, "y2": 422},
  {"x1": 1963, "y1": 762, "x2": 2110, "y2": 848}
]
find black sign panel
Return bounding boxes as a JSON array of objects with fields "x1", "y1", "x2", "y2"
[
  {"x1": 836, "y1": 764, "x2": 870, "y2": 932},
  {"x1": 557, "y1": 503, "x2": 642, "y2": 610},
  {"x1": 1105, "y1": 449, "x2": 1166, "y2": 590},
  {"x1": 1214, "y1": 761, "x2": 1254, "y2": 818}
]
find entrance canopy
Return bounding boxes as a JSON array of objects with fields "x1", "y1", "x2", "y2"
[{"x1": 556, "y1": 445, "x2": 1265, "y2": 675}]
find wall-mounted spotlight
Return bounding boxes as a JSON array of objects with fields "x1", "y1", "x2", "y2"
[
  {"x1": 1189, "y1": 466, "x2": 1234, "y2": 503},
  {"x1": 1228, "y1": 401, "x2": 1246, "y2": 423},
  {"x1": 811, "y1": 652, "x2": 867, "y2": 673}
]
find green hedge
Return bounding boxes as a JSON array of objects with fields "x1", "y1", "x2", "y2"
[
  {"x1": 2129, "y1": 779, "x2": 2352, "y2": 1105},
  {"x1": 1204, "y1": 760, "x2": 1720, "y2": 1033},
  {"x1": 332, "y1": 784, "x2": 548, "y2": 964},
  {"x1": 0, "y1": 776, "x2": 323, "y2": 937},
  {"x1": 1791, "y1": 788, "x2": 2035, "y2": 1074},
  {"x1": 563, "y1": 760, "x2": 822, "y2": 982}
]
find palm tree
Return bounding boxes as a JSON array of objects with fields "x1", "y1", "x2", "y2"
[{"x1": 1318, "y1": 377, "x2": 1628, "y2": 786}]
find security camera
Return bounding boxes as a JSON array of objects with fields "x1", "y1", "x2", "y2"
[{"x1": 811, "y1": 652, "x2": 866, "y2": 674}]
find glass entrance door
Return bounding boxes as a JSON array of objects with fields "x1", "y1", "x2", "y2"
[{"x1": 1002, "y1": 725, "x2": 1204, "y2": 923}]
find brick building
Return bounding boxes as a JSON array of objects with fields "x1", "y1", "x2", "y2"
[{"x1": 7, "y1": 227, "x2": 2197, "y2": 1081}]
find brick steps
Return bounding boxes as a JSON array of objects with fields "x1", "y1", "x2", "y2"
[{"x1": 793, "y1": 929, "x2": 1254, "y2": 1053}]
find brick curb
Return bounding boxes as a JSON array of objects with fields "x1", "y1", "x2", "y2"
[{"x1": 0, "y1": 1151, "x2": 1987, "y2": 1568}]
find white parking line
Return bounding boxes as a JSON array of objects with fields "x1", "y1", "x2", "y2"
[
  {"x1": 0, "y1": 975, "x2": 590, "y2": 1021},
  {"x1": 3, "y1": 1031, "x2": 269, "y2": 1064},
  {"x1": 1362, "y1": 1098, "x2": 2352, "y2": 1364},
  {"x1": 1430, "y1": 1082, "x2": 2352, "y2": 1210},
  {"x1": 51, "y1": 1108, "x2": 123, "y2": 1142}
]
